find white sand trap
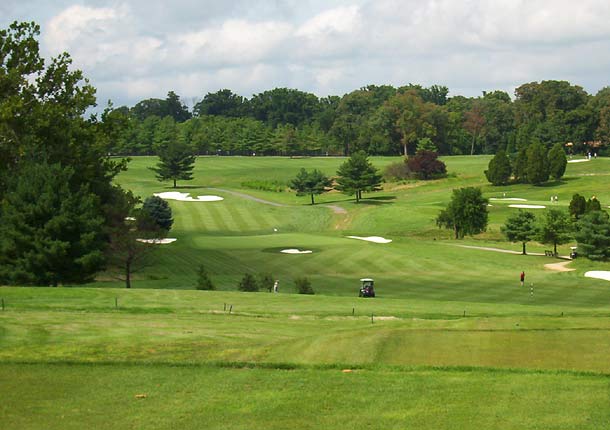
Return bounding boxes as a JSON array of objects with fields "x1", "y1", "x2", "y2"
[
  {"x1": 568, "y1": 159, "x2": 590, "y2": 163},
  {"x1": 509, "y1": 204, "x2": 546, "y2": 209},
  {"x1": 585, "y1": 271, "x2": 610, "y2": 281},
  {"x1": 154, "y1": 192, "x2": 224, "y2": 202},
  {"x1": 347, "y1": 236, "x2": 392, "y2": 244},
  {"x1": 125, "y1": 216, "x2": 136, "y2": 221},
  {"x1": 490, "y1": 198, "x2": 527, "y2": 201},
  {"x1": 281, "y1": 249, "x2": 312, "y2": 254},
  {"x1": 136, "y1": 238, "x2": 177, "y2": 244}
]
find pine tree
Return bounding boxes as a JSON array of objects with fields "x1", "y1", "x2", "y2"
[
  {"x1": 237, "y1": 273, "x2": 259, "y2": 292},
  {"x1": 141, "y1": 196, "x2": 174, "y2": 231},
  {"x1": 150, "y1": 139, "x2": 196, "y2": 188},
  {"x1": 196, "y1": 265, "x2": 215, "y2": 290},
  {"x1": 513, "y1": 147, "x2": 529, "y2": 183},
  {"x1": 575, "y1": 211, "x2": 610, "y2": 261},
  {"x1": 336, "y1": 151, "x2": 383, "y2": 202},
  {"x1": 526, "y1": 143, "x2": 550, "y2": 185},
  {"x1": 501, "y1": 210, "x2": 537, "y2": 254},
  {"x1": 290, "y1": 168, "x2": 332, "y2": 204},
  {"x1": 485, "y1": 150, "x2": 512, "y2": 185}
]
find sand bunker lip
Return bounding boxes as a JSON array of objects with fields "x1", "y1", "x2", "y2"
[
  {"x1": 281, "y1": 249, "x2": 313, "y2": 254},
  {"x1": 509, "y1": 204, "x2": 546, "y2": 209},
  {"x1": 154, "y1": 192, "x2": 224, "y2": 202},
  {"x1": 346, "y1": 236, "x2": 392, "y2": 244},
  {"x1": 585, "y1": 271, "x2": 610, "y2": 281},
  {"x1": 490, "y1": 198, "x2": 527, "y2": 201},
  {"x1": 136, "y1": 238, "x2": 177, "y2": 244},
  {"x1": 568, "y1": 159, "x2": 590, "y2": 163}
]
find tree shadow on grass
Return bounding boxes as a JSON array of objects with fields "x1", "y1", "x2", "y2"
[
  {"x1": 356, "y1": 196, "x2": 397, "y2": 206},
  {"x1": 535, "y1": 177, "x2": 580, "y2": 188}
]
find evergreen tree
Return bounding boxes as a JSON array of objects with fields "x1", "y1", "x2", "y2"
[
  {"x1": 485, "y1": 150, "x2": 512, "y2": 185},
  {"x1": 290, "y1": 168, "x2": 332, "y2": 204},
  {"x1": 548, "y1": 143, "x2": 567, "y2": 180},
  {"x1": 569, "y1": 194, "x2": 587, "y2": 219},
  {"x1": 501, "y1": 210, "x2": 537, "y2": 254},
  {"x1": 258, "y1": 273, "x2": 275, "y2": 292},
  {"x1": 150, "y1": 139, "x2": 196, "y2": 188},
  {"x1": 575, "y1": 210, "x2": 610, "y2": 261},
  {"x1": 526, "y1": 143, "x2": 550, "y2": 184},
  {"x1": 538, "y1": 209, "x2": 572, "y2": 255},
  {"x1": 335, "y1": 151, "x2": 383, "y2": 202},
  {"x1": 196, "y1": 265, "x2": 215, "y2": 290},
  {"x1": 141, "y1": 196, "x2": 174, "y2": 231},
  {"x1": 436, "y1": 187, "x2": 489, "y2": 239},
  {"x1": 0, "y1": 163, "x2": 105, "y2": 286},
  {"x1": 513, "y1": 147, "x2": 529, "y2": 183},
  {"x1": 295, "y1": 277, "x2": 315, "y2": 294},
  {"x1": 586, "y1": 197, "x2": 602, "y2": 213}
]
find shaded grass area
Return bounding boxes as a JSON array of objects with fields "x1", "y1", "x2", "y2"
[{"x1": 2, "y1": 363, "x2": 609, "y2": 430}]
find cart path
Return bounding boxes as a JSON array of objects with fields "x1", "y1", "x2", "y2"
[
  {"x1": 452, "y1": 244, "x2": 570, "y2": 259},
  {"x1": 206, "y1": 188, "x2": 347, "y2": 213},
  {"x1": 544, "y1": 261, "x2": 576, "y2": 272}
]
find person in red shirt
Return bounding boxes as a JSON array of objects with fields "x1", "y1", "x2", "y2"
[{"x1": 520, "y1": 271, "x2": 525, "y2": 287}]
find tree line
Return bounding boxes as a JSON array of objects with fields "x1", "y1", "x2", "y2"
[{"x1": 103, "y1": 81, "x2": 610, "y2": 157}]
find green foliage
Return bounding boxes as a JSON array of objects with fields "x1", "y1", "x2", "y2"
[
  {"x1": 294, "y1": 277, "x2": 314, "y2": 294},
  {"x1": 290, "y1": 168, "x2": 332, "y2": 204},
  {"x1": 196, "y1": 265, "x2": 215, "y2": 290},
  {"x1": 586, "y1": 197, "x2": 602, "y2": 213},
  {"x1": 485, "y1": 150, "x2": 512, "y2": 185},
  {"x1": 335, "y1": 151, "x2": 383, "y2": 202},
  {"x1": 501, "y1": 211, "x2": 538, "y2": 254},
  {"x1": 141, "y1": 196, "x2": 173, "y2": 231},
  {"x1": 238, "y1": 273, "x2": 259, "y2": 292},
  {"x1": 0, "y1": 162, "x2": 105, "y2": 286},
  {"x1": 383, "y1": 159, "x2": 411, "y2": 181},
  {"x1": 416, "y1": 137, "x2": 437, "y2": 152},
  {"x1": 548, "y1": 143, "x2": 567, "y2": 180},
  {"x1": 149, "y1": 139, "x2": 196, "y2": 188},
  {"x1": 436, "y1": 187, "x2": 488, "y2": 239},
  {"x1": 258, "y1": 273, "x2": 275, "y2": 292},
  {"x1": 538, "y1": 209, "x2": 572, "y2": 255},
  {"x1": 526, "y1": 143, "x2": 550, "y2": 184},
  {"x1": 575, "y1": 210, "x2": 610, "y2": 261},
  {"x1": 512, "y1": 147, "x2": 529, "y2": 183},
  {"x1": 569, "y1": 194, "x2": 587, "y2": 219},
  {"x1": 241, "y1": 180, "x2": 286, "y2": 192}
]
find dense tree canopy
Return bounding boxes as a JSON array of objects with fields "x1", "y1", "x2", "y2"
[
  {"x1": 502, "y1": 210, "x2": 538, "y2": 255},
  {"x1": 436, "y1": 187, "x2": 489, "y2": 239},
  {"x1": 335, "y1": 151, "x2": 383, "y2": 202},
  {"x1": 575, "y1": 211, "x2": 610, "y2": 261}
]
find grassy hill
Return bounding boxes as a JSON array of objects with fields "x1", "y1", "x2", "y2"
[{"x1": 2, "y1": 155, "x2": 610, "y2": 429}]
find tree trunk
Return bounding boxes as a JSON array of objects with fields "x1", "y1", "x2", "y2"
[
  {"x1": 125, "y1": 260, "x2": 132, "y2": 289},
  {"x1": 310, "y1": 193, "x2": 315, "y2": 205},
  {"x1": 355, "y1": 190, "x2": 360, "y2": 203},
  {"x1": 173, "y1": 178, "x2": 177, "y2": 188},
  {"x1": 403, "y1": 141, "x2": 408, "y2": 157},
  {"x1": 470, "y1": 134, "x2": 476, "y2": 156},
  {"x1": 554, "y1": 242, "x2": 557, "y2": 256},
  {"x1": 522, "y1": 242, "x2": 527, "y2": 255}
]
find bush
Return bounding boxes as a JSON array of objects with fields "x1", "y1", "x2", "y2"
[
  {"x1": 407, "y1": 150, "x2": 447, "y2": 180},
  {"x1": 196, "y1": 265, "x2": 215, "y2": 290},
  {"x1": 295, "y1": 277, "x2": 314, "y2": 294},
  {"x1": 383, "y1": 159, "x2": 411, "y2": 181},
  {"x1": 237, "y1": 273, "x2": 259, "y2": 292},
  {"x1": 258, "y1": 273, "x2": 274, "y2": 292},
  {"x1": 485, "y1": 150, "x2": 512, "y2": 185}
]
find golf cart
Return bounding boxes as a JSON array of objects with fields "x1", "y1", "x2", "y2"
[
  {"x1": 359, "y1": 278, "x2": 375, "y2": 298},
  {"x1": 570, "y1": 246, "x2": 578, "y2": 259}
]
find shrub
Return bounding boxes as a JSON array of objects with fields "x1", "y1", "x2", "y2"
[
  {"x1": 196, "y1": 265, "x2": 215, "y2": 290},
  {"x1": 258, "y1": 273, "x2": 274, "y2": 292},
  {"x1": 485, "y1": 150, "x2": 512, "y2": 185},
  {"x1": 238, "y1": 273, "x2": 259, "y2": 292},
  {"x1": 295, "y1": 277, "x2": 314, "y2": 295},
  {"x1": 407, "y1": 150, "x2": 447, "y2": 180},
  {"x1": 383, "y1": 159, "x2": 411, "y2": 181}
]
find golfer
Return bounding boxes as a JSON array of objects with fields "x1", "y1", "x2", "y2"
[{"x1": 520, "y1": 271, "x2": 525, "y2": 287}]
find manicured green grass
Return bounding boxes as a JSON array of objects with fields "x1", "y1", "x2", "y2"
[{"x1": 4, "y1": 155, "x2": 610, "y2": 428}]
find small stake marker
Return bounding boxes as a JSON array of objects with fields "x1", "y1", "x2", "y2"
[
  {"x1": 463, "y1": 310, "x2": 466, "y2": 317},
  {"x1": 229, "y1": 305, "x2": 233, "y2": 314},
  {"x1": 1, "y1": 298, "x2": 4, "y2": 311},
  {"x1": 371, "y1": 313, "x2": 374, "y2": 324},
  {"x1": 115, "y1": 297, "x2": 118, "y2": 309},
  {"x1": 352, "y1": 307, "x2": 355, "y2": 316},
  {"x1": 224, "y1": 303, "x2": 226, "y2": 311}
]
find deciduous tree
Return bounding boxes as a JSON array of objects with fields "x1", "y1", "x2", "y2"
[
  {"x1": 538, "y1": 209, "x2": 572, "y2": 255},
  {"x1": 290, "y1": 168, "x2": 332, "y2": 205},
  {"x1": 436, "y1": 187, "x2": 489, "y2": 239},
  {"x1": 501, "y1": 210, "x2": 538, "y2": 254}
]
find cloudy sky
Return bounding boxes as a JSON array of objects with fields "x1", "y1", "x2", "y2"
[{"x1": 3, "y1": 0, "x2": 610, "y2": 108}]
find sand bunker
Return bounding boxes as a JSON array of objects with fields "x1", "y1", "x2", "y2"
[
  {"x1": 281, "y1": 249, "x2": 312, "y2": 254},
  {"x1": 490, "y1": 198, "x2": 527, "y2": 201},
  {"x1": 509, "y1": 204, "x2": 546, "y2": 209},
  {"x1": 585, "y1": 271, "x2": 610, "y2": 281},
  {"x1": 154, "y1": 192, "x2": 224, "y2": 202},
  {"x1": 136, "y1": 238, "x2": 177, "y2": 244},
  {"x1": 346, "y1": 236, "x2": 392, "y2": 244},
  {"x1": 568, "y1": 159, "x2": 590, "y2": 163}
]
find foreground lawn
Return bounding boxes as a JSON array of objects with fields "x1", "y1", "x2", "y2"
[{"x1": 2, "y1": 363, "x2": 609, "y2": 430}]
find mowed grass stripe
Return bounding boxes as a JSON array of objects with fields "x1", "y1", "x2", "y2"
[
  {"x1": 178, "y1": 202, "x2": 208, "y2": 235},
  {"x1": 204, "y1": 203, "x2": 232, "y2": 232}
]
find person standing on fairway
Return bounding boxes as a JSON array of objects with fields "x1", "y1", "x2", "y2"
[{"x1": 520, "y1": 271, "x2": 525, "y2": 287}]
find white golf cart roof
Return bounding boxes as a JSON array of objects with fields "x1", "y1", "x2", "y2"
[{"x1": 360, "y1": 278, "x2": 374, "y2": 282}]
